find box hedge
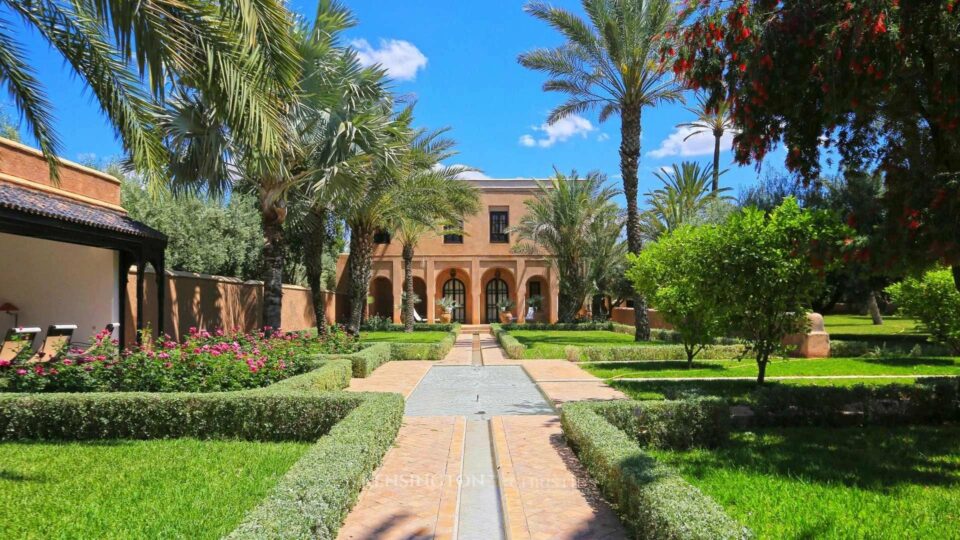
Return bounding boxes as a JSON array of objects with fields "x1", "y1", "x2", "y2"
[
  {"x1": 318, "y1": 344, "x2": 392, "y2": 378},
  {"x1": 491, "y1": 324, "x2": 526, "y2": 359},
  {"x1": 228, "y1": 391, "x2": 404, "y2": 540},
  {"x1": 829, "y1": 339, "x2": 952, "y2": 357},
  {"x1": 566, "y1": 344, "x2": 747, "y2": 362},
  {"x1": 387, "y1": 325, "x2": 460, "y2": 360},
  {"x1": 561, "y1": 401, "x2": 750, "y2": 540},
  {"x1": 261, "y1": 359, "x2": 353, "y2": 391},
  {"x1": 586, "y1": 398, "x2": 730, "y2": 450}
]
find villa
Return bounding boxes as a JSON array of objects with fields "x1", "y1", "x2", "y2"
[{"x1": 333, "y1": 179, "x2": 560, "y2": 325}]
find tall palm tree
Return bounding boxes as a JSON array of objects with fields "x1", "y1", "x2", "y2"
[
  {"x1": 164, "y1": 1, "x2": 390, "y2": 330},
  {"x1": 519, "y1": 0, "x2": 684, "y2": 339},
  {"x1": 511, "y1": 169, "x2": 621, "y2": 322},
  {"x1": 383, "y1": 132, "x2": 480, "y2": 332},
  {"x1": 0, "y1": 0, "x2": 298, "y2": 185},
  {"x1": 640, "y1": 161, "x2": 731, "y2": 242},
  {"x1": 677, "y1": 93, "x2": 734, "y2": 192}
]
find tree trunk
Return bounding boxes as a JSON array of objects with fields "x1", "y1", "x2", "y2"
[
  {"x1": 756, "y1": 355, "x2": 768, "y2": 384},
  {"x1": 346, "y1": 224, "x2": 374, "y2": 335},
  {"x1": 402, "y1": 243, "x2": 415, "y2": 333},
  {"x1": 712, "y1": 130, "x2": 722, "y2": 193},
  {"x1": 260, "y1": 211, "x2": 285, "y2": 332},
  {"x1": 620, "y1": 104, "x2": 650, "y2": 341},
  {"x1": 953, "y1": 265, "x2": 960, "y2": 293},
  {"x1": 866, "y1": 290, "x2": 883, "y2": 325},
  {"x1": 304, "y1": 209, "x2": 328, "y2": 335}
]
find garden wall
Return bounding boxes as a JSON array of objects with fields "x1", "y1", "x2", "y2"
[
  {"x1": 611, "y1": 307, "x2": 674, "y2": 330},
  {"x1": 125, "y1": 268, "x2": 345, "y2": 341}
]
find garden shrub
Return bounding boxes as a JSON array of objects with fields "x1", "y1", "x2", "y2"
[
  {"x1": 886, "y1": 268, "x2": 960, "y2": 354},
  {"x1": 319, "y1": 344, "x2": 391, "y2": 378},
  {"x1": 0, "y1": 390, "x2": 362, "y2": 441},
  {"x1": 256, "y1": 360, "x2": 352, "y2": 392},
  {"x1": 561, "y1": 401, "x2": 750, "y2": 540},
  {"x1": 588, "y1": 398, "x2": 730, "y2": 450},
  {"x1": 491, "y1": 324, "x2": 526, "y2": 359},
  {"x1": 499, "y1": 322, "x2": 614, "y2": 331},
  {"x1": 387, "y1": 325, "x2": 460, "y2": 360},
  {"x1": 829, "y1": 339, "x2": 952, "y2": 357},
  {"x1": 567, "y1": 344, "x2": 747, "y2": 362},
  {"x1": 0, "y1": 327, "x2": 357, "y2": 393},
  {"x1": 360, "y1": 322, "x2": 460, "y2": 332},
  {"x1": 748, "y1": 379, "x2": 960, "y2": 428},
  {"x1": 228, "y1": 392, "x2": 404, "y2": 540}
]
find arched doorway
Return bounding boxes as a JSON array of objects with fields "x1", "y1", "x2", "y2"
[
  {"x1": 369, "y1": 277, "x2": 393, "y2": 320},
  {"x1": 412, "y1": 277, "x2": 427, "y2": 320},
  {"x1": 441, "y1": 278, "x2": 466, "y2": 323},
  {"x1": 485, "y1": 278, "x2": 509, "y2": 323}
]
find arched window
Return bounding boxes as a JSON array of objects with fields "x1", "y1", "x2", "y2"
[
  {"x1": 442, "y1": 278, "x2": 466, "y2": 323},
  {"x1": 485, "y1": 278, "x2": 509, "y2": 323}
]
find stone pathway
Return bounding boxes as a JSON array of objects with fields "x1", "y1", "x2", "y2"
[
  {"x1": 493, "y1": 415, "x2": 625, "y2": 539},
  {"x1": 338, "y1": 331, "x2": 627, "y2": 540},
  {"x1": 347, "y1": 361, "x2": 433, "y2": 397},
  {"x1": 338, "y1": 416, "x2": 465, "y2": 540}
]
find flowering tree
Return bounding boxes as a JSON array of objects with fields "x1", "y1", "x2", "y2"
[{"x1": 676, "y1": 0, "x2": 960, "y2": 288}]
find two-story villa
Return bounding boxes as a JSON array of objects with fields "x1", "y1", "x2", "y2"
[{"x1": 334, "y1": 179, "x2": 559, "y2": 325}]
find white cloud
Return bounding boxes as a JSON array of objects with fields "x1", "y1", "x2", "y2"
[
  {"x1": 647, "y1": 126, "x2": 735, "y2": 158},
  {"x1": 350, "y1": 38, "x2": 427, "y2": 81},
  {"x1": 597, "y1": 132, "x2": 610, "y2": 142},
  {"x1": 519, "y1": 114, "x2": 595, "y2": 148}
]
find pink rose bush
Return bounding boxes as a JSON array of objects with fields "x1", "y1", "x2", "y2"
[{"x1": 0, "y1": 326, "x2": 357, "y2": 393}]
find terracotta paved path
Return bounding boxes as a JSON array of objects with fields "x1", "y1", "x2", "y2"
[
  {"x1": 338, "y1": 416, "x2": 465, "y2": 540},
  {"x1": 521, "y1": 361, "x2": 627, "y2": 405},
  {"x1": 346, "y1": 360, "x2": 432, "y2": 397}
]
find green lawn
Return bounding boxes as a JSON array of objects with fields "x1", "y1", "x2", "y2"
[
  {"x1": 650, "y1": 425, "x2": 960, "y2": 539},
  {"x1": 0, "y1": 439, "x2": 309, "y2": 538},
  {"x1": 823, "y1": 314, "x2": 923, "y2": 336},
  {"x1": 582, "y1": 357, "x2": 960, "y2": 380},
  {"x1": 360, "y1": 330, "x2": 450, "y2": 343},
  {"x1": 609, "y1": 377, "x2": 927, "y2": 402},
  {"x1": 508, "y1": 330, "x2": 667, "y2": 359}
]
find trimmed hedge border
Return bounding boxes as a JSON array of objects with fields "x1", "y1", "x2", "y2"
[
  {"x1": 567, "y1": 344, "x2": 747, "y2": 362},
  {"x1": 830, "y1": 339, "x2": 952, "y2": 357},
  {"x1": 228, "y1": 391, "x2": 404, "y2": 540},
  {"x1": 318, "y1": 344, "x2": 392, "y2": 378},
  {"x1": 561, "y1": 400, "x2": 751, "y2": 540},
  {"x1": 491, "y1": 324, "x2": 526, "y2": 359},
  {"x1": 261, "y1": 359, "x2": 353, "y2": 392},
  {"x1": 587, "y1": 398, "x2": 730, "y2": 450},
  {"x1": 360, "y1": 322, "x2": 460, "y2": 332},
  {"x1": 387, "y1": 324, "x2": 461, "y2": 360}
]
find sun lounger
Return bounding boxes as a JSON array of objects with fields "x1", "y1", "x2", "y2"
[
  {"x1": 413, "y1": 310, "x2": 425, "y2": 323},
  {"x1": 27, "y1": 324, "x2": 77, "y2": 363},
  {"x1": 0, "y1": 327, "x2": 41, "y2": 363},
  {"x1": 525, "y1": 307, "x2": 536, "y2": 323}
]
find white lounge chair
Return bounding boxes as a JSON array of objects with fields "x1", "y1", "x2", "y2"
[
  {"x1": 27, "y1": 324, "x2": 77, "y2": 363},
  {"x1": 413, "y1": 310, "x2": 425, "y2": 323},
  {"x1": 0, "y1": 327, "x2": 41, "y2": 363},
  {"x1": 525, "y1": 307, "x2": 536, "y2": 323}
]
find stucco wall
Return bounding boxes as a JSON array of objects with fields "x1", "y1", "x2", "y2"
[
  {"x1": 0, "y1": 232, "x2": 119, "y2": 341},
  {"x1": 126, "y1": 269, "x2": 339, "y2": 342}
]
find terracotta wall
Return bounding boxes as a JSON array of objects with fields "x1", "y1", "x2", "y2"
[
  {"x1": 125, "y1": 268, "x2": 339, "y2": 342},
  {"x1": 611, "y1": 307, "x2": 675, "y2": 330},
  {"x1": 0, "y1": 137, "x2": 122, "y2": 208}
]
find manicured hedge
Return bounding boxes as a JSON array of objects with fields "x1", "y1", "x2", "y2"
[
  {"x1": 360, "y1": 322, "x2": 460, "y2": 332},
  {"x1": 491, "y1": 324, "x2": 526, "y2": 359},
  {"x1": 499, "y1": 321, "x2": 615, "y2": 331},
  {"x1": 561, "y1": 401, "x2": 750, "y2": 540},
  {"x1": 748, "y1": 378, "x2": 960, "y2": 428},
  {"x1": 228, "y1": 391, "x2": 404, "y2": 540},
  {"x1": 830, "y1": 339, "x2": 952, "y2": 357},
  {"x1": 586, "y1": 398, "x2": 730, "y2": 450},
  {"x1": 318, "y1": 344, "x2": 391, "y2": 378},
  {"x1": 0, "y1": 391, "x2": 361, "y2": 441},
  {"x1": 259, "y1": 359, "x2": 352, "y2": 392},
  {"x1": 567, "y1": 344, "x2": 747, "y2": 362}
]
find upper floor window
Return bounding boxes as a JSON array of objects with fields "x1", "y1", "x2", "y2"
[
  {"x1": 443, "y1": 220, "x2": 464, "y2": 244},
  {"x1": 373, "y1": 230, "x2": 391, "y2": 244},
  {"x1": 489, "y1": 210, "x2": 509, "y2": 243}
]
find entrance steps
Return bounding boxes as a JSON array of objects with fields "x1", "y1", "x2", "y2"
[{"x1": 460, "y1": 324, "x2": 491, "y2": 333}]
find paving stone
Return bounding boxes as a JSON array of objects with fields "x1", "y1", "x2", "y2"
[{"x1": 347, "y1": 361, "x2": 433, "y2": 397}]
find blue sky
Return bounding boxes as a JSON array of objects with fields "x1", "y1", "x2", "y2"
[{"x1": 8, "y1": 0, "x2": 802, "y2": 200}]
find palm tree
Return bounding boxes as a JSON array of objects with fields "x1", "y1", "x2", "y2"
[
  {"x1": 511, "y1": 170, "x2": 621, "y2": 322},
  {"x1": 384, "y1": 133, "x2": 480, "y2": 332},
  {"x1": 640, "y1": 161, "x2": 731, "y2": 242},
  {"x1": 0, "y1": 0, "x2": 298, "y2": 185},
  {"x1": 519, "y1": 0, "x2": 684, "y2": 339},
  {"x1": 164, "y1": 1, "x2": 389, "y2": 330},
  {"x1": 677, "y1": 93, "x2": 735, "y2": 192},
  {"x1": 586, "y1": 208, "x2": 627, "y2": 320}
]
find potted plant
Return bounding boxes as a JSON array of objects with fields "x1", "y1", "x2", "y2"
[
  {"x1": 437, "y1": 296, "x2": 459, "y2": 324},
  {"x1": 526, "y1": 295, "x2": 544, "y2": 322},
  {"x1": 497, "y1": 298, "x2": 516, "y2": 324}
]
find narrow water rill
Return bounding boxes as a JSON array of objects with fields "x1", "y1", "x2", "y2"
[{"x1": 457, "y1": 420, "x2": 505, "y2": 540}]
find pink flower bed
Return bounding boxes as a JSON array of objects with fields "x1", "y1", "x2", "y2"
[{"x1": 0, "y1": 326, "x2": 357, "y2": 393}]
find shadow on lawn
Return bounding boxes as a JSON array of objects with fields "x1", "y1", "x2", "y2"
[
  {"x1": 0, "y1": 469, "x2": 47, "y2": 482},
  {"x1": 590, "y1": 361, "x2": 729, "y2": 373},
  {"x1": 860, "y1": 357, "x2": 959, "y2": 367},
  {"x1": 610, "y1": 379, "x2": 764, "y2": 402},
  {"x1": 667, "y1": 425, "x2": 960, "y2": 491}
]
